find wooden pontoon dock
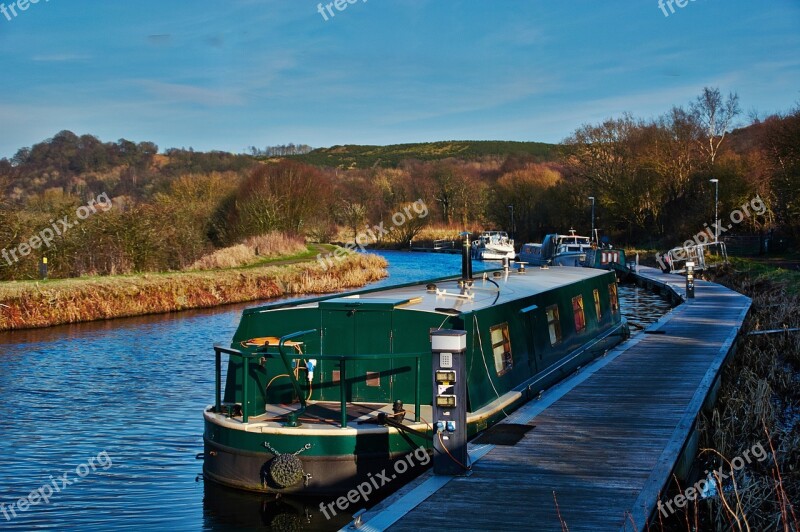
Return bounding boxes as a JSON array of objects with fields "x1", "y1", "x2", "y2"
[{"x1": 345, "y1": 266, "x2": 751, "y2": 531}]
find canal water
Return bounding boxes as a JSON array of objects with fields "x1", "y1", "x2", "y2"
[{"x1": 0, "y1": 252, "x2": 673, "y2": 531}]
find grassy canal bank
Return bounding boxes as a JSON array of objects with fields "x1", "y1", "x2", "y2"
[{"x1": 0, "y1": 251, "x2": 387, "y2": 332}]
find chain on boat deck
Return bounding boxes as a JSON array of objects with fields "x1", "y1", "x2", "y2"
[{"x1": 347, "y1": 266, "x2": 752, "y2": 532}]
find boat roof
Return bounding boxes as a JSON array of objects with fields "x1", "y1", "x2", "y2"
[
  {"x1": 251, "y1": 266, "x2": 611, "y2": 316},
  {"x1": 557, "y1": 234, "x2": 590, "y2": 240}
]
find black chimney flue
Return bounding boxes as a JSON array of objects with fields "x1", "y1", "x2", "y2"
[{"x1": 461, "y1": 232, "x2": 473, "y2": 281}]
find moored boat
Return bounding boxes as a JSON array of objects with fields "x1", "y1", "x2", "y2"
[
  {"x1": 202, "y1": 243, "x2": 629, "y2": 496},
  {"x1": 519, "y1": 230, "x2": 592, "y2": 267},
  {"x1": 585, "y1": 246, "x2": 632, "y2": 280},
  {"x1": 585, "y1": 247, "x2": 627, "y2": 270},
  {"x1": 471, "y1": 230, "x2": 515, "y2": 260}
]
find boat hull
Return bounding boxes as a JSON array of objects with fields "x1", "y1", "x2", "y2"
[
  {"x1": 202, "y1": 434, "x2": 428, "y2": 496},
  {"x1": 552, "y1": 251, "x2": 586, "y2": 267},
  {"x1": 476, "y1": 247, "x2": 515, "y2": 260},
  {"x1": 203, "y1": 317, "x2": 629, "y2": 495}
]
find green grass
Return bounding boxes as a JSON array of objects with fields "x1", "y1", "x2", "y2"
[
  {"x1": 727, "y1": 256, "x2": 800, "y2": 293},
  {"x1": 240, "y1": 244, "x2": 337, "y2": 269},
  {"x1": 261, "y1": 140, "x2": 559, "y2": 168}
]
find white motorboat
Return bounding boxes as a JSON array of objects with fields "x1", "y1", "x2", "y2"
[{"x1": 471, "y1": 230, "x2": 515, "y2": 260}]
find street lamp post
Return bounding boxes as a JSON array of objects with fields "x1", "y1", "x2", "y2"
[
  {"x1": 710, "y1": 179, "x2": 719, "y2": 242},
  {"x1": 588, "y1": 196, "x2": 595, "y2": 243},
  {"x1": 507, "y1": 205, "x2": 515, "y2": 240}
]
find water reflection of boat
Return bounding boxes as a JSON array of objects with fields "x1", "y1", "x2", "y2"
[
  {"x1": 202, "y1": 241, "x2": 629, "y2": 496},
  {"x1": 203, "y1": 478, "x2": 352, "y2": 531},
  {"x1": 471, "y1": 230, "x2": 516, "y2": 260}
]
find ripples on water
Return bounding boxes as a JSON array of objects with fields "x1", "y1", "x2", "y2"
[{"x1": 0, "y1": 252, "x2": 673, "y2": 530}]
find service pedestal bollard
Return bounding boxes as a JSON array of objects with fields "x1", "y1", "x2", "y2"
[
  {"x1": 686, "y1": 261, "x2": 695, "y2": 299},
  {"x1": 431, "y1": 329, "x2": 469, "y2": 475}
]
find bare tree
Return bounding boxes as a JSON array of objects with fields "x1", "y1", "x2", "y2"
[
  {"x1": 564, "y1": 114, "x2": 670, "y2": 238},
  {"x1": 690, "y1": 87, "x2": 740, "y2": 166},
  {"x1": 431, "y1": 163, "x2": 459, "y2": 225},
  {"x1": 648, "y1": 106, "x2": 701, "y2": 200},
  {"x1": 337, "y1": 200, "x2": 367, "y2": 239},
  {"x1": 388, "y1": 202, "x2": 429, "y2": 247}
]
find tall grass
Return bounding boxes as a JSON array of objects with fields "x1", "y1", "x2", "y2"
[
  {"x1": 0, "y1": 253, "x2": 387, "y2": 331},
  {"x1": 187, "y1": 232, "x2": 307, "y2": 271},
  {"x1": 406, "y1": 225, "x2": 486, "y2": 250}
]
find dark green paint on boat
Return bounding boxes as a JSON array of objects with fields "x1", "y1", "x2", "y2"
[{"x1": 203, "y1": 264, "x2": 629, "y2": 495}]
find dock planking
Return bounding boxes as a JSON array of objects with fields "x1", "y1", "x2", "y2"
[{"x1": 348, "y1": 266, "x2": 751, "y2": 532}]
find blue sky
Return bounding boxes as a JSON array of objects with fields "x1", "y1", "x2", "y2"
[{"x1": 0, "y1": 0, "x2": 798, "y2": 157}]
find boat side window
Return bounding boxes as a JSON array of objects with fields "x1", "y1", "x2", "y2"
[
  {"x1": 609, "y1": 283, "x2": 619, "y2": 314},
  {"x1": 593, "y1": 288, "x2": 602, "y2": 321},
  {"x1": 572, "y1": 295, "x2": 586, "y2": 333},
  {"x1": 546, "y1": 305, "x2": 562, "y2": 346},
  {"x1": 490, "y1": 323, "x2": 513, "y2": 376}
]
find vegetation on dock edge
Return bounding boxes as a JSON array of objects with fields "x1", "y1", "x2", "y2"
[
  {"x1": 0, "y1": 253, "x2": 387, "y2": 332},
  {"x1": 660, "y1": 259, "x2": 799, "y2": 530}
]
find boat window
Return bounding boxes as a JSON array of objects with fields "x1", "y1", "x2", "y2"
[
  {"x1": 601, "y1": 251, "x2": 619, "y2": 264},
  {"x1": 609, "y1": 283, "x2": 619, "y2": 314},
  {"x1": 593, "y1": 289, "x2": 602, "y2": 321},
  {"x1": 490, "y1": 323, "x2": 513, "y2": 376},
  {"x1": 366, "y1": 372, "x2": 381, "y2": 387},
  {"x1": 546, "y1": 305, "x2": 562, "y2": 345},
  {"x1": 572, "y1": 295, "x2": 586, "y2": 333}
]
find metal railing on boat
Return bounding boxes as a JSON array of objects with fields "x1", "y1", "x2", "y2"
[{"x1": 213, "y1": 332, "x2": 425, "y2": 428}]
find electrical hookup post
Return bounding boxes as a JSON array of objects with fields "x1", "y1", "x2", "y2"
[
  {"x1": 686, "y1": 261, "x2": 695, "y2": 299},
  {"x1": 430, "y1": 329, "x2": 469, "y2": 475}
]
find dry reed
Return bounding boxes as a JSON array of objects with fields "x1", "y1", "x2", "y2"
[
  {"x1": 0, "y1": 253, "x2": 388, "y2": 331},
  {"x1": 187, "y1": 232, "x2": 307, "y2": 271}
]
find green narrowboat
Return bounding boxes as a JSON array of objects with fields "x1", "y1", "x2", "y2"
[
  {"x1": 203, "y1": 253, "x2": 629, "y2": 495},
  {"x1": 585, "y1": 246, "x2": 634, "y2": 280},
  {"x1": 585, "y1": 247, "x2": 627, "y2": 270}
]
